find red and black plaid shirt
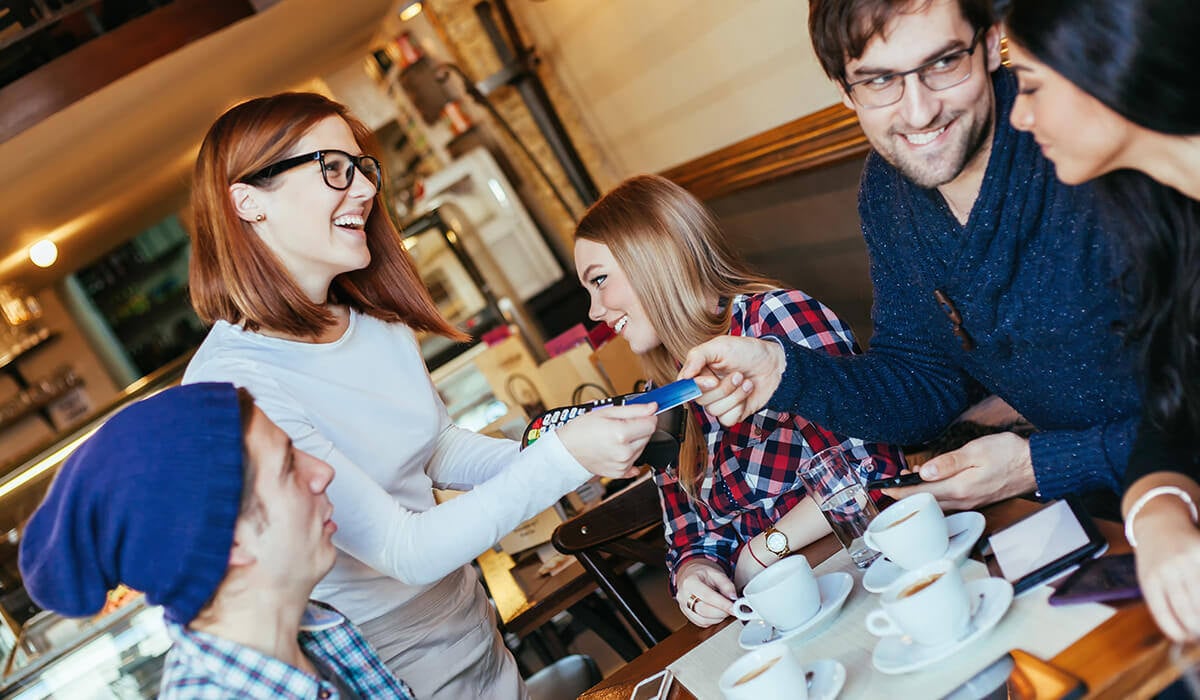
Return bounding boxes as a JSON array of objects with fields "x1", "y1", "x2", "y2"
[{"x1": 655, "y1": 290, "x2": 904, "y2": 587}]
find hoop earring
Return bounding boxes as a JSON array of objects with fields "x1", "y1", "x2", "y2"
[{"x1": 255, "y1": 213, "x2": 265, "y2": 222}]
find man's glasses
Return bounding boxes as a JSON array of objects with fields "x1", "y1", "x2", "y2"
[
  {"x1": 241, "y1": 149, "x2": 382, "y2": 191},
  {"x1": 844, "y1": 29, "x2": 986, "y2": 109}
]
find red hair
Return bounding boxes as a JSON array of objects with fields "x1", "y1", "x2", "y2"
[{"x1": 190, "y1": 92, "x2": 465, "y2": 341}]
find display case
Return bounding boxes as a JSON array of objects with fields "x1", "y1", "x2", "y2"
[
  {"x1": 1, "y1": 597, "x2": 170, "y2": 700},
  {"x1": 402, "y1": 205, "x2": 509, "y2": 371},
  {"x1": 64, "y1": 215, "x2": 207, "y2": 386}
]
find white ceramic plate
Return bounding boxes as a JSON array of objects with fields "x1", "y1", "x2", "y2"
[
  {"x1": 738, "y1": 572, "x2": 854, "y2": 649},
  {"x1": 871, "y1": 577, "x2": 1015, "y2": 674}
]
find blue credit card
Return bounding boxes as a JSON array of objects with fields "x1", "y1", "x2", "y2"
[{"x1": 624, "y1": 378, "x2": 702, "y2": 414}]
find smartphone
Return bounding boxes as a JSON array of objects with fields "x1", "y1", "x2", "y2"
[
  {"x1": 983, "y1": 496, "x2": 1108, "y2": 594},
  {"x1": 630, "y1": 669, "x2": 673, "y2": 700},
  {"x1": 866, "y1": 472, "x2": 925, "y2": 490},
  {"x1": 1048, "y1": 553, "x2": 1140, "y2": 606}
]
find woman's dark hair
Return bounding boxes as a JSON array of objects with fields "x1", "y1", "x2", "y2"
[
  {"x1": 1006, "y1": 0, "x2": 1200, "y2": 136},
  {"x1": 1007, "y1": 0, "x2": 1200, "y2": 442},
  {"x1": 1099, "y1": 172, "x2": 1200, "y2": 443}
]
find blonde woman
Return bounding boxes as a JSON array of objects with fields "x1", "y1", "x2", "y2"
[{"x1": 574, "y1": 175, "x2": 903, "y2": 627}]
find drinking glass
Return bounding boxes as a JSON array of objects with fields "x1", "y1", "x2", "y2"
[{"x1": 798, "y1": 445, "x2": 881, "y2": 568}]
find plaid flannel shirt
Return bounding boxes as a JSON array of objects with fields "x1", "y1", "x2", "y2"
[
  {"x1": 655, "y1": 290, "x2": 904, "y2": 588},
  {"x1": 159, "y1": 601, "x2": 415, "y2": 699}
]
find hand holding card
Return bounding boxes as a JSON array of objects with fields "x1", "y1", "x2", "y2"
[{"x1": 521, "y1": 379, "x2": 700, "y2": 448}]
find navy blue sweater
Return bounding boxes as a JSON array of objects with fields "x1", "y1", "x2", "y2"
[{"x1": 771, "y1": 69, "x2": 1141, "y2": 499}]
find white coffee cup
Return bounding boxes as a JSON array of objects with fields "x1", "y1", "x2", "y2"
[
  {"x1": 863, "y1": 492, "x2": 949, "y2": 570},
  {"x1": 731, "y1": 555, "x2": 821, "y2": 631},
  {"x1": 718, "y1": 642, "x2": 809, "y2": 700},
  {"x1": 865, "y1": 558, "x2": 971, "y2": 646}
]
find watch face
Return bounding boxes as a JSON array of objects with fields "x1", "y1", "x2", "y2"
[{"x1": 766, "y1": 531, "x2": 787, "y2": 553}]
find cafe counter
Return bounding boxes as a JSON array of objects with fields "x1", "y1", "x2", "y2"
[
  {"x1": 0, "y1": 354, "x2": 192, "y2": 629},
  {"x1": 1, "y1": 596, "x2": 168, "y2": 699}
]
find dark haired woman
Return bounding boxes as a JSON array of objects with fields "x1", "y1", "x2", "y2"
[
  {"x1": 1006, "y1": 0, "x2": 1200, "y2": 641},
  {"x1": 182, "y1": 92, "x2": 659, "y2": 698}
]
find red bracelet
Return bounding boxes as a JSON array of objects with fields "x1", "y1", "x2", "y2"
[{"x1": 746, "y1": 540, "x2": 769, "y2": 568}]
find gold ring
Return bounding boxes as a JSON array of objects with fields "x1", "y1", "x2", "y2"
[{"x1": 687, "y1": 594, "x2": 700, "y2": 612}]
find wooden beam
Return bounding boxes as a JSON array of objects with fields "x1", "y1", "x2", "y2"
[
  {"x1": 660, "y1": 103, "x2": 870, "y2": 201},
  {"x1": 0, "y1": 0, "x2": 254, "y2": 144}
]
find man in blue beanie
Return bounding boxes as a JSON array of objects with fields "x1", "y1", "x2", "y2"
[{"x1": 19, "y1": 383, "x2": 415, "y2": 699}]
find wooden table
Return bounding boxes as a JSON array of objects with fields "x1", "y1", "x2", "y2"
[
  {"x1": 479, "y1": 545, "x2": 657, "y2": 663},
  {"x1": 477, "y1": 547, "x2": 598, "y2": 639},
  {"x1": 579, "y1": 498, "x2": 1177, "y2": 700}
]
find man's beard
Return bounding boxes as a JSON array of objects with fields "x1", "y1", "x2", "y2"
[{"x1": 879, "y1": 107, "x2": 994, "y2": 189}]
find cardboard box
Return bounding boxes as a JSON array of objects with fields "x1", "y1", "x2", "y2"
[
  {"x1": 498, "y1": 505, "x2": 565, "y2": 554},
  {"x1": 473, "y1": 335, "x2": 554, "y2": 418},
  {"x1": 589, "y1": 336, "x2": 647, "y2": 395},
  {"x1": 537, "y1": 343, "x2": 614, "y2": 406}
]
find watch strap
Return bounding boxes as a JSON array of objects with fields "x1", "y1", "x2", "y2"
[{"x1": 764, "y1": 527, "x2": 790, "y2": 557}]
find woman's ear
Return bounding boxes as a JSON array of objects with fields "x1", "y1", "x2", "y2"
[{"x1": 229, "y1": 183, "x2": 264, "y2": 224}]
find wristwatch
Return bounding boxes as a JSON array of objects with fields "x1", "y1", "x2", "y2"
[{"x1": 763, "y1": 527, "x2": 790, "y2": 558}]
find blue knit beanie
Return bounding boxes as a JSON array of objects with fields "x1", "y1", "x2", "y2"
[{"x1": 19, "y1": 382, "x2": 245, "y2": 626}]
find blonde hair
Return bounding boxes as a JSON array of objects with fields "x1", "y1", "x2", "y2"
[{"x1": 575, "y1": 175, "x2": 780, "y2": 494}]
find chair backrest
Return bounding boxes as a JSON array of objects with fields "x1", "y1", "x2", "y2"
[
  {"x1": 552, "y1": 404, "x2": 684, "y2": 557},
  {"x1": 552, "y1": 453, "x2": 679, "y2": 648},
  {"x1": 526, "y1": 654, "x2": 602, "y2": 700},
  {"x1": 552, "y1": 475, "x2": 664, "y2": 556}
]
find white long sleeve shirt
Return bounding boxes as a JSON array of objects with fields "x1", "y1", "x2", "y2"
[{"x1": 183, "y1": 309, "x2": 590, "y2": 622}]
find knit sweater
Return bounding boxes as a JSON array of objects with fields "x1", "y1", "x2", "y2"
[{"x1": 771, "y1": 68, "x2": 1141, "y2": 499}]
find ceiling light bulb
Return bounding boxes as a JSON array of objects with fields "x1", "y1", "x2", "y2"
[
  {"x1": 400, "y1": 2, "x2": 423, "y2": 21},
  {"x1": 29, "y1": 239, "x2": 58, "y2": 268}
]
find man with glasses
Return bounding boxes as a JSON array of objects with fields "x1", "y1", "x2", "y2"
[{"x1": 681, "y1": 0, "x2": 1140, "y2": 514}]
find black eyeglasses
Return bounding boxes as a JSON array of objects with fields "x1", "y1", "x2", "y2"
[
  {"x1": 844, "y1": 29, "x2": 986, "y2": 109},
  {"x1": 241, "y1": 149, "x2": 382, "y2": 191}
]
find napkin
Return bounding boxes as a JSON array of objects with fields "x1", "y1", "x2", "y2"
[{"x1": 668, "y1": 549, "x2": 1115, "y2": 700}]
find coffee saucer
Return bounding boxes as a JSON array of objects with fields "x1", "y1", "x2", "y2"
[
  {"x1": 871, "y1": 577, "x2": 1014, "y2": 675},
  {"x1": 862, "y1": 511, "x2": 986, "y2": 593},
  {"x1": 804, "y1": 659, "x2": 847, "y2": 700},
  {"x1": 738, "y1": 572, "x2": 854, "y2": 649}
]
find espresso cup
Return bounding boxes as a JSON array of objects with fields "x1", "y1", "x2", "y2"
[
  {"x1": 865, "y1": 558, "x2": 971, "y2": 646},
  {"x1": 731, "y1": 555, "x2": 821, "y2": 631},
  {"x1": 718, "y1": 642, "x2": 809, "y2": 700},
  {"x1": 863, "y1": 492, "x2": 949, "y2": 570}
]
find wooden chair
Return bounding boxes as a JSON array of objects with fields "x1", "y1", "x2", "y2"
[
  {"x1": 550, "y1": 406, "x2": 685, "y2": 649},
  {"x1": 526, "y1": 654, "x2": 602, "y2": 700}
]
